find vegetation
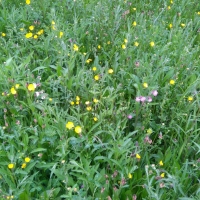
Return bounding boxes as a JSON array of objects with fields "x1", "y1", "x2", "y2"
[{"x1": 0, "y1": 0, "x2": 200, "y2": 199}]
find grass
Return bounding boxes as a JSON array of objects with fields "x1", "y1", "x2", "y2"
[{"x1": 0, "y1": 0, "x2": 200, "y2": 199}]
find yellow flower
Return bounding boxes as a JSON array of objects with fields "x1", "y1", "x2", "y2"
[
  {"x1": 76, "y1": 96, "x2": 80, "y2": 101},
  {"x1": 169, "y1": 79, "x2": 175, "y2": 85},
  {"x1": 8, "y1": 163, "x2": 14, "y2": 169},
  {"x1": 108, "y1": 69, "x2": 114, "y2": 74},
  {"x1": 160, "y1": 173, "x2": 165, "y2": 178},
  {"x1": 128, "y1": 173, "x2": 132, "y2": 179},
  {"x1": 93, "y1": 117, "x2": 98, "y2": 121},
  {"x1": 143, "y1": 82, "x2": 148, "y2": 88},
  {"x1": 136, "y1": 154, "x2": 141, "y2": 159},
  {"x1": 188, "y1": 96, "x2": 193, "y2": 101},
  {"x1": 20, "y1": 28, "x2": 24, "y2": 31},
  {"x1": 86, "y1": 106, "x2": 92, "y2": 111},
  {"x1": 86, "y1": 59, "x2": 92, "y2": 64},
  {"x1": 133, "y1": 8, "x2": 136, "y2": 11},
  {"x1": 70, "y1": 101, "x2": 75, "y2": 105},
  {"x1": 15, "y1": 84, "x2": 20, "y2": 89},
  {"x1": 1, "y1": 33, "x2": 6, "y2": 37},
  {"x1": 170, "y1": 0, "x2": 173, "y2": 4},
  {"x1": 29, "y1": 25, "x2": 34, "y2": 31},
  {"x1": 75, "y1": 126, "x2": 82, "y2": 134},
  {"x1": 169, "y1": 23, "x2": 173, "y2": 28},
  {"x1": 66, "y1": 122, "x2": 74, "y2": 129},
  {"x1": 26, "y1": 0, "x2": 30, "y2": 5},
  {"x1": 198, "y1": 12, "x2": 200, "y2": 15},
  {"x1": 28, "y1": 83, "x2": 36, "y2": 91},
  {"x1": 33, "y1": 35, "x2": 38, "y2": 39},
  {"x1": 59, "y1": 31, "x2": 63, "y2": 38},
  {"x1": 181, "y1": 23, "x2": 186, "y2": 27},
  {"x1": 25, "y1": 32, "x2": 33, "y2": 38},
  {"x1": 150, "y1": 41, "x2": 155, "y2": 47},
  {"x1": 98, "y1": 45, "x2": 101, "y2": 49},
  {"x1": 37, "y1": 29, "x2": 44, "y2": 35},
  {"x1": 159, "y1": 160, "x2": 164, "y2": 166},
  {"x1": 21, "y1": 163, "x2": 26, "y2": 169},
  {"x1": 94, "y1": 75, "x2": 100, "y2": 81},
  {"x1": 85, "y1": 101, "x2": 90, "y2": 105},
  {"x1": 52, "y1": 21, "x2": 55, "y2": 25},
  {"x1": 25, "y1": 157, "x2": 31, "y2": 163},
  {"x1": 49, "y1": 98, "x2": 52, "y2": 101},
  {"x1": 147, "y1": 128, "x2": 153, "y2": 134},
  {"x1": 73, "y1": 44, "x2": 79, "y2": 51},
  {"x1": 167, "y1": 6, "x2": 171, "y2": 10},
  {"x1": 92, "y1": 66, "x2": 97, "y2": 71},
  {"x1": 132, "y1": 21, "x2": 137, "y2": 26},
  {"x1": 107, "y1": 41, "x2": 111, "y2": 45},
  {"x1": 93, "y1": 98, "x2": 99, "y2": 103},
  {"x1": 10, "y1": 87, "x2": 17, "y2": 95},
  {"x1": 134, "y1": 42, "x2": 139, "y2": 47},
  {"x1": 122, "y1": 44, "x2": 126, "y2": 49},
  {"x1": 124, "y1": 39, "x2": 128, "y2": 43}
]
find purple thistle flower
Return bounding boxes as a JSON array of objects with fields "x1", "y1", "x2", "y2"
[{"x1": 152, "y1": 90, "x2": 158, "y2": 96}]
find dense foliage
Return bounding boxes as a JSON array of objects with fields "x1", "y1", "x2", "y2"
[{"x1": 0, "y1": 0, "x2": 200, "y2": 199}]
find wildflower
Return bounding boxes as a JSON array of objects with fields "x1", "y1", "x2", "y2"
[
  {"x1": 128, "y1": 173, "x2": 132, "y2": 179},
  {"x1": 167, "y1": 6, "x2": 171, "y2": 10},
  {"x1": 28, "y1": 83, "x2": 36, "y2": 91},
  {"x1": 93, "y1": 117, "x2": 98, "y2": 121},
  {"x1": 10, "y1": 87, "x2": 17, "y2": 95},
  {"x1": 49, "y1": 98, "x2": 52, "y2": 101},
  {"x1": 73, "y1": 44, "x2": 79, "y2": 51},
  {"x1": 122, "y1": 44, "x2": 126, "y2": 49},
  {"x1": 25, "y1": 157, "x2": 31, "y2": 163},
  {"x1": 198, "y1": 12, "x2": 200, "y2": 15},
  {"x1": 108, "y1": 69, "x2": 114, "y2": 74},
  {"x1": 132, "y1": 21, "x2": 137, "y2": 26},
  {"x1": 160, "y1": 173, "x2": 165, "y2": 178},
  {"x1": 136, "y1": 154, "x2": 141, "y2": 159},
  {"x1": 135, "y1": 96, "x2": 141, "y2": 102},
  {"x1": 59, "y1": 31, "x2": 63, "y2": 38},
  {"x1": 107, "y1": 41, "x2": 111, "y2": 44},
  {"x1": 150, "y1": 41, "x2": 155, "y2": 47},
  {"x1": 70, "y1": 101, "x2": 75, "y2": 105},
  {"x1": 76, "y1": 101, "x2": 80, "y2": 105},
  {"x1": 169, "y1": 23, "x2": 173, "y2": 28},
  {"x1": 52, "y1": 21, "x2": 55, "y2": 25},
  {"x1": 127, "y1": 114, "x2": 133, "y2": 119},
  {"x1": 152, "y1": 90, "x2": 158, "y2": 96},
  {"x1": 188, "y1": 96, "x2": 193, "y2": 101},
  {"x1": 20, "y1": 28, "x2": 24, "y2": 31},
  {"x1": 143, "y1": 82, "x2": 148, "y2": 88},
  {"x1": 86, "y1": 59, "x2": 92, "y2": 64},
  {"x1": 85, "y1": 101, "x2": 90, "y2": 105},
  {"x1": 8, "y1": 163, "x2": 14, "y2": 169},
  {"x1": 37, "y1": 29, "x2": 44, "y2": 35},
  {"x1": 133, "y1": 8, "x2": 136, "y2": 11},
  {"x1": 75, "y1": 126, "x2": 82, "y2": 134},
  {"x1": 94, "y1": 75, "x2": 100, "y2": 81},
  {"x1": 124, "y1": 39, "x2": 128, "y2": 43},
  {"x1": 26, "y1": 0, "x2": 30, "y2": 5},
  {"x1": 93, "y1": 98, "x2": 99, "y2": 103},
  {"x1": 170, "y1": 0, "x2": 173, "y2": 3},
  {"x1": 33, "y1": 35, "x2": 38, "y2": 39},
  {"x1": 1, "y1": 33, "x2": 6, "y2": 37},
  {"x1": 147, "y1": 97, "x2": 152, "y2": 102},
  {"x1": 134, "y1": 42, "x2": 139, "y2": 46},
  {"x1": 66, "y1": 121, "x2": 74, "y2": 129},
  {"x1": 25, "y1": 32, "x2": 33, "y2": 38},
  {"x1": 76, "y1": 96, "x2": 80, "y2": 101},
  {"x1": 147, "y1": 128, "x2": 153, "y2": 134},
  {"x1": 29, "y1": 25, "x2": 34, "y2": 31},
  {"x1": 61, "y1": 160, "x2": 65, "y2": 164},
  {"x1": 86, "y1": 106, "x2": 92, "y2": 111},
  {"x1": 159, "y1": 160, "x2": 164, "y2": 166},
  {"x1": 169, "y1": 79, "x2": 175, "y2": 85},
  {"x1": 181, "y1": 23, "x2": 186, "y2": 27},
  {"x1": 21, "y1": 163, "x2": 26, "y2": 169},
  {"x1": 98, "y1": 45, "x2": 101, "y2": 49},
  {"x1": 92, "y1": 66, "x2": 97, "y2": 71}
]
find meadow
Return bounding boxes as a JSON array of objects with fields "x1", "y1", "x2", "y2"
[{"x1": 0, "y1": 0, "x2": 200, "y2": 199}]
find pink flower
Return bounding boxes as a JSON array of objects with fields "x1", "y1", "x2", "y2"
[
  {"x1": 152, "y1": 90, "x2": 158, "y2": 96},
  {"x1": 140, "y1": 96, "x2": 146, "y2": 102},
  {"x1": 147, "y1": 96, "x2": 152, "y2": 102},
  {"x1": 136, "y1": 96, "x2": 141, "y2": 102},
  {"x1": 127, "y1": 114, "x2": 133, "y2": 119}
]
